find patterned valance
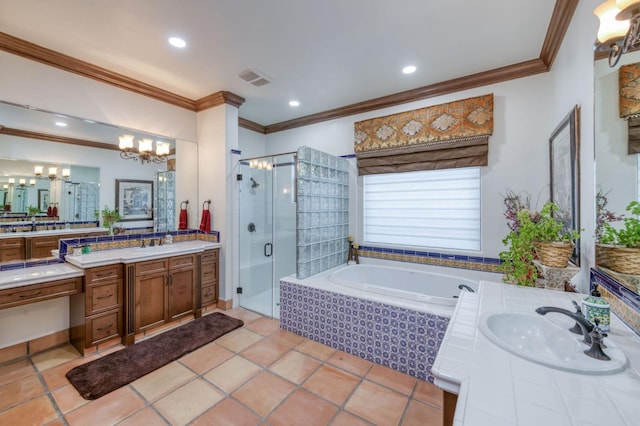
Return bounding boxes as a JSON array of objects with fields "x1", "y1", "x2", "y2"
[
  {"x1": 354, "y1": 94, "x2": 493, "y2": 175},
  {"x1": 619, "y1": 62, "x2": 640, "y2": 119}
]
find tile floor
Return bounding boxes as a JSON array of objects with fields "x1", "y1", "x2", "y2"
[{"x1": 0, "y1": 307, "x2": 444, "y2": 425}]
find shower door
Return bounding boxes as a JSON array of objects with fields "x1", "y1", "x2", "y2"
[{"x1": 238, "y1": 153, "x2": 296, "y2": 318}]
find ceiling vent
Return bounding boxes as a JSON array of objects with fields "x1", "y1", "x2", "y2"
[{"x1": 238, "y1": 68, "x2": 272, "y2": 87}]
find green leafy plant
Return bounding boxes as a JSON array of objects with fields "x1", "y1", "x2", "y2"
[
  {"x1": 601, "y1": 201, "x2": 640, "y2": 248},
  {"x1": 27, "y1": 205, "x2": 40, "y2": 216},
  {"x1": 98, "y1": 205, "x2": 121, "y2": 233},
  {"x1": 534, "y1": 202, "x2": 581, "y2": 243}
]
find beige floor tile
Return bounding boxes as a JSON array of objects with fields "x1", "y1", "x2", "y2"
[
  {"x1": 232, "y1": 371, "x2": 295, "y2": 417},
  {"x1": 345, "y1": 380, "x2": 409, "y2": 426},
  {"x1": 191, "y1": 397, "x2": 261, "y2": 425},
  {"x1": 118, "y1": 407, "x2": 168, "y2": 426},
  {"x1": 413, "y1": 380, "x2": 443, "y2": 408},
  {"x1": 240, "y1": 337, "x2": 291, "y2": 367},
  {"x1": 402, "y1": 399, "x2": 443, "y2": 426},
  {"x1": 154, "y1": 379, "x2": 224, "y2": 425},
  {"x1": 65, "y1": 386, "x2": 146, "y2": 426},
  {"x1": 269, "y1": 329, "x2": 306, "y2": 347},
  {"x1": 295, "y1": 339, "x2": 336, "y2": 360},
  {"x1": 269, "y1": 350, "x2": 321, "y2": 384},
  {"x1": 269, "y1": 388, "x2": 339, "y2": 426},
  {"x1": 366, "y1": 364, "x2": 417, "y2": 395},
  {"x1": 215, "y1": 328, "x2": 264, "y2": 352},
  {"x1": 0, "y1": 395, "x2": 58, "y2": 426},
  {"x1": 0, "y1": 374, "x2": 45, "y2": 411},
  {"x1": 31, "y1": 344, "x2": 81, "y2": 372},
  {"x1": 41, "y1": 352, "x2": 101, "y2": 391},
  {"x1": 179, "y1": 342, "x2": 234, "y2": 374},
  {"x1": 131, "y1": 361, "x2": 196, "y2": 402},
  {"x1": 225, "y1": 307, "x2": 264, "y2": 324},
  {"x1": 245, "y1": 317, "x2": 280, "y2": 336},
  {"x1": 327, "y1": 351, "x2": 373, "y2": 376},
  {"x1": 203, "y1": 355, "x2": 262, "y2": 393},
  {"x1": 0, "y1": 358, "x2": 36, "y2": 387},
  {"x1": 51, "y1": 384, "x2": 89, "y2": 414},
  {"x1": 303, "y1": 365, "x2": 361, "y2": 406},
  {"x1": 330, "y1": 411, "x2": 373, "y2": 426}
]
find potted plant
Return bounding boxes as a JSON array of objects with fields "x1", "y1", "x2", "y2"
[
  {"x1": 531, "y1": 201, "x2": 580, "y2": 268},
  {"x1": 98, "y1": 206, "x2": 121, "y2": 235},
  {"x1": 598, "y1": 201, "x2": 640, "y2": 275},
  {"x1": 27, "y1": 205, "x2": 40, "y2": 216}
]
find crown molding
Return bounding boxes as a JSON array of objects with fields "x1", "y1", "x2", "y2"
[
  {"x1": 0, "y1": 125, "x2": 119, "y2": 150},
  {"x1": 238, "y1": 118, "x2": 266, "y2": 134},
  {"x1": 539, "y1": 0, "x2": 580, "y2": 67},
  {"x1": 195, "y1": 91, "x2": 246, "y2": 111}
]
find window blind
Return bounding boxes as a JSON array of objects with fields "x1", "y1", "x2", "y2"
[{"x1": 363, "y1": 167, "x2": 481, "y2": 251}]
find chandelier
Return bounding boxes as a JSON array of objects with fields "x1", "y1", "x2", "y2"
[
  {"x1": 594, "y1": 0, "x2": 640, "y2": 67},
  {"x1": 118, "y1": 135, "x2": 170, "y2": 164}
]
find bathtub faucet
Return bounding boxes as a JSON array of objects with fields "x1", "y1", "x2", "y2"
[{"x1": 458, "y1": 284, "x2": 475, "y2": 292}]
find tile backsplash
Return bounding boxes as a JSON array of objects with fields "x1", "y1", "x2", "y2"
[{"x1": 296, "y1": 146, "x2": 350, "y2": 279}]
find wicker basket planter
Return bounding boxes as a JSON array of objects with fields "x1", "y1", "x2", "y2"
[
  {"x1": 596, "y1": 244, "x2": 640, "y2": 275},
  {"x1": 534, "y1": 242, "x2": 574, "y2": 268}
]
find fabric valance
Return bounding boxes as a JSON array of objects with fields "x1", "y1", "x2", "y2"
[
  {"x1": 619, "y1": 62, "x2": 640, "y2": 119},
  {"x1": 628, "y1": 116, "x2": 640, "y2": 154},
  {"x1": 354, "y1": 94, "x2": 493, "y2": 175}
]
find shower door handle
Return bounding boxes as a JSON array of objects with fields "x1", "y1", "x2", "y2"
[{"x1": 264, "y1": 242, "x2": 273, "y2": 257}]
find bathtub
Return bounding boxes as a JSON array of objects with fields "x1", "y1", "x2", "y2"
[{"x1": 279, "y1": 260, "x2": 497, "y2": 381}]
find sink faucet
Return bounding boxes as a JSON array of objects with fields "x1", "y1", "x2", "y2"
[
  {"x1": 458, "y1": 284, "x2": 475, "y2": 292},
  {"x1": 535, "y1": 306, "x2": 594, "y2": 344}
]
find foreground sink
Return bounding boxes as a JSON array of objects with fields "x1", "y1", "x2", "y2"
[{"x1": 479, "y1": 311, "x2": 627, "y2": 375}]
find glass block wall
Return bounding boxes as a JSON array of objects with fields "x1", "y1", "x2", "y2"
[
  {"x1": 154, "y1": 170, "x2": 176, "y2": 232},
  {"x1": 76, "y1": 182, "x2": 99, "y2": 221},
  {"x1": 296, "y1": 146, "x2": 350, "y2": 279}
]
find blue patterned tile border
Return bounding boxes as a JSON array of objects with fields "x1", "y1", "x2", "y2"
[
  {"x1": 358, "y1": 245, "x2": 503, "y2": 274},
  {"x1": 280, "y1": 280, "x2": 449, "y2": 382},
  {"x1": 591, "y1": 268, "x2": 640, "y2": 337},
  {"x1": 230, "y1": 149, "x2": 242, "y2": 155},
  {"x1": 0, "y1": 257, "x2": 64, "y2": 271}
]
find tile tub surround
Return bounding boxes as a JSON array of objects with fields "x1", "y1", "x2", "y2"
[
  {"x1": 280, "y1": 280, "x2": 449, "y2": 382},
  {"x1": 433, "y1": 281, "x2": 640, "y2": 425}
]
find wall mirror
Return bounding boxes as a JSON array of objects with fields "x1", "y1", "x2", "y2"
[
  {"x1": 594, "y1": 50, "x2": 640, "y2": 283},
  {"x1": 0, "y1": 100, "x2": 178, "y2": 230}
]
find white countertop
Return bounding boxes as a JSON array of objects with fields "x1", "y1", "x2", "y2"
[
  {"x1": 0, "y1": 263, "x2": 84, "y2": 289},
  {"x1": 432, "y1": 281, "x2": 640, "y2": 425},
  {"x1": 0, "y1": 227, "x2": 108, "y2": 239},
  {"x1": 64, "y1": 240, "x2": 221, "y2": 268}
]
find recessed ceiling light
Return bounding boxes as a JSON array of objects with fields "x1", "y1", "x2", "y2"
[
  {"x1": 402, "y1": 65, "x2": 417, "y2": 74},
  {"x1": 55, "y1": 121, "x2": 67, "y2": 127},
  {"x1": 168, "y1": 37, "x2": 186, "y2": 48},
  {"x1": 289, "y1": 100, "x2": 300, "y2": 107}
]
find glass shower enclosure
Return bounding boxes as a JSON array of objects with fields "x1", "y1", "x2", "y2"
[{"x1": 238, "y1": 153, "x2": 297, "y2": 318}]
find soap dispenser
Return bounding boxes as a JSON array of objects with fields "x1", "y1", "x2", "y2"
[{"x1": 582, "y1": 287, "x2": 610, "y2": 332}]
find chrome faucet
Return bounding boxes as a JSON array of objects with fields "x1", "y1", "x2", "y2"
[
  {"x1": 458, "y1": 284, "x2": 475, "y2": 292},
  {"x1": 535, "y1": 306, "x2": 594, "y2": 344}
]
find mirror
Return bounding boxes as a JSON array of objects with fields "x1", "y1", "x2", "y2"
[
  {"x1": 594, "y1": 51, "x2": 640, "y2": 282},
  {"x1": 0, "y1": 100, "x2": 177, "y2": 230}
]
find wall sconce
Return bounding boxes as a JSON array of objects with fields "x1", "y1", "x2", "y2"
[
  {"x1": 34, "y1": 165, "x2": 43, "y2": 177},
  {"x1": 119, "y1": 134, "x2": 170, "y2": 164},
  {"x1": 8, "y1": 178, "x2": 15, "y2": 186},
  {"x1": 2, "y1": 184, "x2": 7, "y2": 190},
  {"x1": 62, "y1": 168, "x2": 71, "y2": 179},
  {"x1": 48, "y1": 167, "x2": 58, "y2": 180},
  {"x1": 594, "y1": 0, "x2": 640, "y2": 67},
  {"x1": 18, "y1": 179, "x2": 26, "y2": 188},
  {"x1": 29, "y1": 179, "x2": 36, "y2": 186}
]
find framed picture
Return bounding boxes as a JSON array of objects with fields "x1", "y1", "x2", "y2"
[
  {"x1": 38, "y1": 189, "x2": 49, "y2": 212},
  {"x1": 549, "y1": 105, "x2": 580, "y2": 265},
  {"x1": 116, "y1": 179, "x2": 153, "y2": 221}
]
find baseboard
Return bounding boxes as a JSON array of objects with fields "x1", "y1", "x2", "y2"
[{"x1": 0, "y1": 329, "x2": 69, "y2": 364}]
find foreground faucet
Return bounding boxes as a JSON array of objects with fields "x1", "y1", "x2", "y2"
[
  {"x1": 535, "y1": 306, "x2": 594, "y2": 344},
  {"x1": 458, "y1": 284, "x2": 475, "y2": 292}
]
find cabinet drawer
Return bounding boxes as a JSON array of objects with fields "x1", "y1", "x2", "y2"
[
  {"x1": 169, "y1": 254, "x2": 195, "y2": 270},
  {"x1": 87, "y1": 281, "x2": 120, "y2": 315},
  {"x1": 86, "y1": 264, "x2": 123, "y2": 284},
  {"x1": 88, "y1": 310, "x2": 122, "y2": 345},
  {"x1": 0, "y1": 277, "x2": 81, "y2": 309},
  {"x1": 136, "y1": 259, "x2": 168, "y2": 276},
  {"x1": 1, "y1": 247, "x2": 25, "y2": 262},
  {"x1": 0, "y1": 238, "x2": 24, "y2": 248},
  {"x1": 201, "y1": 284, "x2": 218, "y2": 305},
  {"x1": 201, "y1": 262, "x2": 217, "y2": 284},
  {"x1": 202, "y1": 249, "x2": 218, "y2": 263}
]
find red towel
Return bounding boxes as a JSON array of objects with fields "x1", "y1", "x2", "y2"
[
  {"x1": 199, "y1": 209, "x2": 211, "y2": 233},
  {"x1": 52, "y1": 206, "x2": 57, "y2": 217},
  {"x1": 178, "y1": 208, "x2": 188, "y2": 230},
  {"x1": 47, "y1": 206, "x2": 52, "y2": 217}
]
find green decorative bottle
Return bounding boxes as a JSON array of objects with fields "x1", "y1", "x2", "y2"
[{"x1": 582, "y1": 288, "x2": 610, "y2": 332}]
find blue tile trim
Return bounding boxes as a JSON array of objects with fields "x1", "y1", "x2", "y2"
[
  {"x1": 230, "y1": 149, "x2": 242, "y2": 155},
  {"x1": 339, "y1": 154, "x2": 357, "y2": 159},
  {"x1": 592, "y1": 268, "x2": 640, "y2": 313},
  {"x1": 358, "y1": 245, "x2": 501, "y2": 266},
  {"x1": 0, "y1": 263, "x2": 26, "y2": 271}
]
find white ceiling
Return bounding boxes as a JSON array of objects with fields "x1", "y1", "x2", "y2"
[{"x1": 0, "y1": 0, "x2": 557, "y2": 126}]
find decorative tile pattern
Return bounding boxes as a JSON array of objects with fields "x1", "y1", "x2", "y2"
[
  {"x1": 279, "y1": 281, "x2": 449, "y2": 382},
  {"x1": 296, "y1": 146, "x2": 349, "y2": 279},
  {"x1": 591, "y1": 268, "x2": 640, "y2": 337}
]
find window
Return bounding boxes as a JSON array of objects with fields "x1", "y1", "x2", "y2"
[{"x1": 363, "y1": 167, "x2": 481, "y2": 251}]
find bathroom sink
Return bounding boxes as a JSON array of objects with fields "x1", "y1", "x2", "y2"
[
  {"x1": 132, "y1": 245, "x2": 176, "y2": 253},
  {"x1": 479, "y1": 311, "x2": 627, "y2": 375}
]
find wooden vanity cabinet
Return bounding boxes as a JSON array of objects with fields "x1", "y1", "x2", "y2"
[
  {"x1": 200, "y1": 248, "x2": 219, "y2": 309},
  {"x1": 29, "y1": 235, "x2": 58, "y2": 259},
  {"x1": 69, "y1": 264, "x2": 123, "y2": 354},
  {"x1": 129, "y1": 254, "x2": 196, "y2": 339},
  {"x1": 0, "y1": 276, "x2": 81, "y2": 309},
  {"x1": 0, "y1": 237, "x2": 25, "y2": 262}
]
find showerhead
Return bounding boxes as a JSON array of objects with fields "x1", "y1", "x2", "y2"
[{"x1": 250, "y1": 177, "x2": 260, "y2": 188}]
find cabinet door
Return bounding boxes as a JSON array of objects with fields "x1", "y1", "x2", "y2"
[
  {"x1": 31, "y1": 236, "x2": 58, "y2": 259},
  {"x1": 168, "y1": 268, "x2": 195, "y2": 320},
  {"x1": 135, "y1": 272, "x2": 167, "y2": 332}
]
